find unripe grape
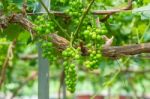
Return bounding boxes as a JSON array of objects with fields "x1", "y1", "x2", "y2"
[
  {"x1": 75, "y1": 54, "x2": 80, "y2": 59},
  {"x1": 96, "y1": 35, "x2": 101, "y2": 40},
  {"x1": 62, "y1": 51, "x2": 68, "y2": 57},
  {"x1": 92, "y1": 32, "x2": 97, "y2": 39},
  {"x1": 101, "y1": 30, "x2": 107, "y2": 34}
]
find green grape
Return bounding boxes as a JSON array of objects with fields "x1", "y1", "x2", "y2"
[
  {"x1": 92, "y1": 32, "x2": 97, "y2": 39},
  {"x1": 96, "y1": 35, "x2": 101, "y2": 40},
  {"x1": 75, "y1": 54, "x2": 80, "y2": 59},
  {"x1": 101, "y1": 29, "x2": 107, "y2": 34},
  {"x1": 62, "y1": 51, "x2": 68, "y2": 57}
]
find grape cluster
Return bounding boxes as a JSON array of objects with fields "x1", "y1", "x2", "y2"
[
  {"x1": 62, "y1": 47, "x2": 80, "y2": 60},
  {"x1": 63, "y1": 62, "x2": 77, "y2": 93},
  {"x1": 34, "y1": 15, "x2": 57, "y2": 63},
  {"x1": 82, "y1": 26, "x2": 107, "y2": 41},
  {"x1": 34, "y1": 15, "x2": 55, "y2": 35},
  {"x1": 84, "y1": 50, "x2": 102, "y2": 69},
  {"x1": 42, "y1": 42, "x2": 57, "y2": 62},
  {"x1": 65, "y1": 0, "x2": 83, "y2": 25},
  {"x1": 62, "y1": 47, "x2": 80, "y2": 93}
]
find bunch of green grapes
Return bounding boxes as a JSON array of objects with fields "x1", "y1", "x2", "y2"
[
  {"x1": 81, "y1": 25, "x2": 108, "y2": 69},
  {"x1": 41, "y1": 42, "x2": 57, "y2": 61},
  {"x1": 62, "y1": 47, "x2": 80, "y2": 60},
  {"x1": 34, "y1": 15, "x2": 56, "y2": 35},
  {"x1": 65, "y1": 0, "x2": 84, "y2": 25},
  {"x1": 84, "y1": 50, "x2": 102, "y2": 69},
  {"x1": 34, "y1": 15, "x2": 57, "y2": 63},
  {"x1": 82, "y1": 25, "x2": 107, "y2": 41},
  {"x1": 62, "y1": 47, "x2": 80, "y2": 93},
  {"x1": 63, "y1": 62, "x2": 77, "y2": 93}
]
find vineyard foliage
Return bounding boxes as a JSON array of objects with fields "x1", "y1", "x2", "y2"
[{"x1": 0, "y1": 0, "x2": 150, "y2": 95}]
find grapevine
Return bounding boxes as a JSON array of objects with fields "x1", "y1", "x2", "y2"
[
  {"x1": 1, "y1": 0, "x2": 149, "y2": 95},
  {"x1": 33, "y1": 0, "x2": 109, "y2": 93}
]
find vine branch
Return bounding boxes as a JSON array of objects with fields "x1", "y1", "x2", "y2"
[
  {"x1": 0, "y1": 14, "x2": 36, "y2": 37},
  {"x1": 1, "y1": 13, "x2": 150, "y2": 58},
  {"x1": 102, "y1": 43, "x2": 150, "y2": 58},
  {"x1": 22, "y1": 0, "x2": 27, "y2": 16}
]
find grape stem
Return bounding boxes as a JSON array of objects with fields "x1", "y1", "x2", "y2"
[
  {"x1": 72, "y1": 0, "x2": 95, "y2": 43},
  {"x1": 38, "y1": 0, "x2": 70, "y2": 38}
]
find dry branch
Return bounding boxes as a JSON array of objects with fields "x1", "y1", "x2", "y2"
[
  {"x1": 102, "y1": 43, "x2": 150, "y2": 58},
  {"x1": 49, "y1": 33, "x2": 69, "y2": 51},
  {"x1": 0, "y1": 14, "x2": 36, "y2": 37},
  {"x1": 19, "y1": 54, "x2": 38, "y2": 60}
]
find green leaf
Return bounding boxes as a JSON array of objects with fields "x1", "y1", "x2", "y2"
[
  {"x1": 144, "y1": 30, "x2": 150, "y2": 41},
  {"x1": 132, "y1": 4, "x2": 150, "y2": 20},
  {"x1": 3, "y1": 24, "x2": 24, "y2": 40},
  {"x1": 18, "y1": 31, "x2": 30, "y2": 43}
]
